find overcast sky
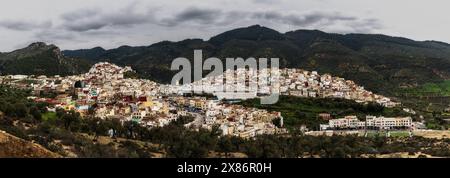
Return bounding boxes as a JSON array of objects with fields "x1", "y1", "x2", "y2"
[{"x1": 0, "y1": 0, "x2": 449, "y2": 51}]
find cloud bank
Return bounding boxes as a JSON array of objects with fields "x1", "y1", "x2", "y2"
[{"x1": 0, "y1": 0, "x2": 390, "y2": 51}]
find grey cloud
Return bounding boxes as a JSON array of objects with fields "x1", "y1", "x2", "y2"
[
  {"x1": 157, "y1": 7, "x2": 382, "y2": 34},
  {"x1": 29, "y1": 4, "x2": 384, "y2": 49},
  {"x1": 57, "y1": 3, "x2": 383, "y2": 35},
  {"x1": 35, "y1": 26, "x2": 122, "y2": 41},
  {"x1": 65, "y1": 21, "x2": 108, "y2": 32},
  {"x1": 60, "y1": 6, "x2": 153, "y2": 32},
  {"x1": 245, "y1": 10, "x2": 383, "y2": 33},
  {"x1": 32, "y1": 28, "x2": 123, "y2": 47},
  {"x1": 61, "y1": 9, "x2": 100, "y2": 21},
  {"x1": 252, "y1": 11, "x2": 357, "y2": 26},
  {"x1": 252, "y1": 0, "x2": 278, "y2": 4},
  {"x1": 0, "y1": 20, "x2": 52, "y2": 31},
  {"x1": 35, "y1": 29, "x2": 77, "y2": 41},
  {"x1": 344, "y1": 18, "x2": 384, "y2": 33},
  {"x1": 159, "y1": 7, "x2": 222, "y2": 27}
]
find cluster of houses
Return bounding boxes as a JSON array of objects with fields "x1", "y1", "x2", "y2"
[
  {"x1": 0, "y1": 62, "x2": 418, "y2": 138},
  {"x1": 0, "y1": 63, "x2": 285, "y2": 137},
  {"x1": 175, "y1": 68, "x2": 399, "y2": 108},
  {"x1": 1, "y1": 62, "x2": 174, "y2": 127},
  {"x1": 173, "y1": 96, "x2": 286, "y2": 138},
  {"x1": 279, "y1": 69, "x2": 399, "y2": 107},
  {"x1": 319, "y1": 115, "x2": 414, "y2": 131},
  {"x1": 204, "y1": 104, "x2": 285, "y2": 138}
]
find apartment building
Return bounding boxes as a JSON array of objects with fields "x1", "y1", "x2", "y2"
[{"x1": 321, "y1": 115, "x2": 412, "y2": 130}]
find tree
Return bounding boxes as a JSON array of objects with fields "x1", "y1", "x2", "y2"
[
  {"x1": 418, "y1": 154, "x2": 427, "y2": 158},
  {"x1": 296, "y1": 111, "x2": 307, "y2": 119},
  {"x1": 366, "y1": 102, "x2": 384, "y2": 113},
  {"x1": 30, "y1": 106, "x2": 42, "y2": 122},
  {"x1": 218, "y1": 136, "x2": 234, "y2": 158},
  {"x1": 256, "y1": 135, "x2": 282, "y2": 158},
  {"x1": 292, "y1": 136, "x2": 306, "y2": 158},
  {"x1": 105, "y1": 117, "x2": 123, "y2": 138},
  {"x1": 123, "y1": 121, "x2": 137, "y2": 139},
  {"x1": 61, "y1": 110, "x2": 81, "y2": 131},
  {"x1": 272, "y1": 118, "x2": 282, "y2": 128},
  {"x1": 210, "y1": 124, "x2": 222, "y2": 137},
  {"x1": 95, "y1": 119, "x2": 109, "y2": 138},
  {"x1": 11, "y1": 103, "x2": 28, "y2": 118}
]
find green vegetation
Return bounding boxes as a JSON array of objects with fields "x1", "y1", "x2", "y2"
[
  {"x1": 425, "y1": 116, "x2": 449, "y2": 130},
  {"x1": 41, "y1": 112, "x2": 57, "y2": 121},
  {"x1": 239, "y1": 95, "x2": 411, "y2": 130},
  {"x1": 389, "y1": 131, "x2": 411, "y2": 137},
  {"x1": 0, "y1": 85, "x2": 448, "y2": 158},
  {"x1": 0, "y1": 42, "x2": 90, "y2": 76},
  {"x1": 123, "y1": 71, "x2": 140, "y2": 79},
  {"x1": 400, "y1": 80, "x2": 450, "y2": 97}
]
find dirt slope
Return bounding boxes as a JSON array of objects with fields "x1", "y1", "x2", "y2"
[{"x1": 0, "y1": 130, "x2": 60, "y2": 158}]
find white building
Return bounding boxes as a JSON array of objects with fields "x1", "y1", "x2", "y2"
[{"x1": 322, "y1": 115, "x2": 412, "y2": 130}]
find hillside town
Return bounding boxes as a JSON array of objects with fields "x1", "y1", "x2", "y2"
[
  {"x1": 0, "y1": 62, "x2": 411, "y2": 138},
  {"x1": 180, "y1": 68, "x2": 399, "y2": 107}
]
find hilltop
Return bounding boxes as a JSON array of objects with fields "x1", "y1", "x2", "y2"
[{"x1": 0, "y1": 42, "x2": 91, "y2": 76}]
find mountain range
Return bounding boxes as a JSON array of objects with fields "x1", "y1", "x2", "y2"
[{"x1": 2, "y1": 25, "x2": 450, "y2": 96}]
